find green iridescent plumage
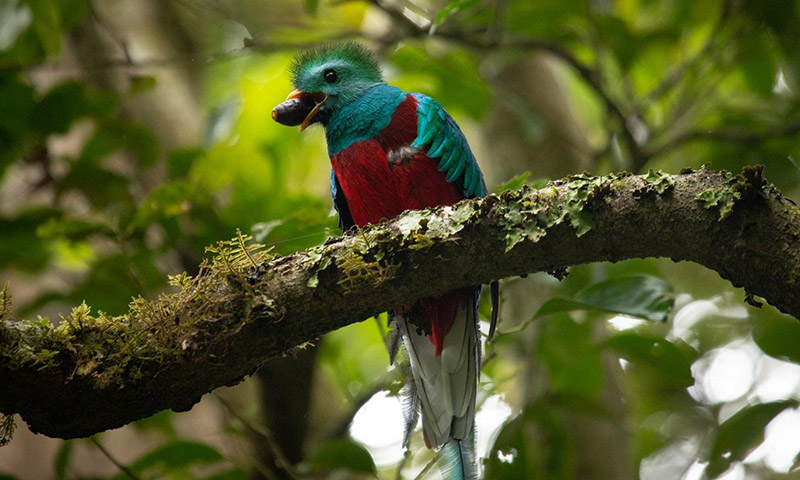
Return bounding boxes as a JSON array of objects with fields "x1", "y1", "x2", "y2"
[{"x1": 290, "y1": 43, "x2": 383, "y2": 111}]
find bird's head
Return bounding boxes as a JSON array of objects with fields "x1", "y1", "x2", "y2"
[{"x1": 272, "y1": 43, "x2": 383, "y2": 131}]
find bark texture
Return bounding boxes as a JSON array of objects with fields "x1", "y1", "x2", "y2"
[{"x1": 1, "y1": 167, "x2": 799, "y2": 439}]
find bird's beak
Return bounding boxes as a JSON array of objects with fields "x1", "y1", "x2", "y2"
[
  {"x1": 272, "y1": 90, "x2": 327, "y2": 131},
  {"x1": 285, "y1": 89, "x2": 304, "y2": 100}
]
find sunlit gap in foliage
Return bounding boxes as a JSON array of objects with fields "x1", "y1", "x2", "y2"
[{"x1": 349, "y1": 390, "x2": 512, "y2": 476}]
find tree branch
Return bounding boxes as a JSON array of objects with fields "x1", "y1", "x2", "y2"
[{"x1": 1, "y1": 168, "x2": 799, "y2": 439}]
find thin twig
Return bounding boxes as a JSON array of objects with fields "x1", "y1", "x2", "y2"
[{"x1": 90, "y1": 436, "x2": 142, "y2": 480}]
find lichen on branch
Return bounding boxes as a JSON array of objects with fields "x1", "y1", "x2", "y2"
[{"x1": 1, "y1": 166, "x2": 799, "y2": 440}]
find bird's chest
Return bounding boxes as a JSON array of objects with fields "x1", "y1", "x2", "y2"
[
  {"x1": 327, "y1": 93, "x2": 464, "y2": 227},
  {"x1": 330, "y1": 140, "x2": 464, "y2": 227}
]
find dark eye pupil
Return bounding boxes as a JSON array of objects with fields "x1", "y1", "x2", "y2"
[{"x1": 324, "y1": 69, "x2": 338, "y2": 83}]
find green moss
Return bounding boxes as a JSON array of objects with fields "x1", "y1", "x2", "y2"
[
  {"x1": 495, "y1": 170, "x2": 678, "y2": 251},
  {"x1": 0, "y1": 230, "x2": 276, "y2": 388},
  {"x1": 695, "y1": 165, "x2": 770, "y2": 220},
  {"x1": 641, "y1": 169, "x2": 676, "y2": 195},
  {"x1": 336, "y1": 229, "x2": 399, "y2": 291}
]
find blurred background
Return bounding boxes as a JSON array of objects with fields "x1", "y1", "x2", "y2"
[{"x1": 1, "y1": 0, "x2": 800, "y2": 478}]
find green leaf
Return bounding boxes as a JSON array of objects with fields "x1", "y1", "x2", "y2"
[
  {"x1": 36, "y1": 216, "x2": 112, "y2": 240},
  {"x1": 434, "y1": 0, "x2": 479, "y2": 27},
  {"x1": 0, "y1": 74, "x2": 35, "y2": 138},
  {"x1": 494, "y1": 171, "x2": 531, "y2": 193},
  {"x1": 167, "y1": 148, "x2": 202, "y2": 177},
  {"x1": 308, "y1": 439, "x2": 377, "y2": 475},
  {"x1": 55, "y1": 0, "x2": 89, "y2": 28},
  {"x1": 129, "y1": 75, "x2": 157, "y2": 95},
  {"x1": 25, "y1": 0, "x2": 61, "y2": 57},
  {"x1": 131, "y1": 181, "x2": 195, "y2": 229},
  {"x1": 484, "y1": 405, "x2": 573, "y2": 479},
  {"x1": 131, "y1": 410, "x2": 177, "y2": 437},
  {"x1": 706, "y1": 400, "x2": 799, "y2": 478},
  {"x1": 537, "y1": 313, "x2": 604, "y2": 398},
  {"x1": 0, "y1": 208, "x2": 57, "y2": 271},
  {"x1": 204, "y1": 468, "x2": 249, "y2": 480},
  {"x1": 80, "y1": 120, "x2": 158, "y2": 167},
  {"x1": 304, "y1": 0, "x2": 319, "y2": 15},
  {"x1": 738, "y1": 33, "x2": 779, "y2": 96},
  {"x1": 535, "y1": 275, "x2": 673, "y2": 322},
  {"x1": 54, "y1": 439, "x2": 74, "y2": 480},
  {"x1": 753, "y1": 313, "x2": 800, "y2": 364},
  {"x1": 31, "y1": 81, "x2": 116, "y2": 135},
  {"x1": 0, "y1": 1, "x2": 33, "y2": 52},
  {"x1": 57, "y1": 161, "x2": 131, "y2": 208},
  {"x1": 113, "y1": 440, "x2": 224, "y2": 480},
  {"x1": 600, "y1": 332, "x2": 696, "y2": 387}
]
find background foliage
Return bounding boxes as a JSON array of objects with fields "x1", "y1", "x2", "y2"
[{"x1": 1, "y1": 0, "x2": 800, "y2": 479}]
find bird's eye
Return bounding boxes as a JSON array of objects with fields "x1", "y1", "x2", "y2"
[{"x1": 323, "y1": 69, "x2": 338, "y2": 84}]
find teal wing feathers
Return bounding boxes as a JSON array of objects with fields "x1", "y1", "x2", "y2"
[{"x1": 411, "y1": 93, "x2": 487, "y2": 198}]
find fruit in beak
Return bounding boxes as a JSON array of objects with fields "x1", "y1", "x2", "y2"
[{"x1": 272, "y1": 90, "x2": 327, "y2": 131}]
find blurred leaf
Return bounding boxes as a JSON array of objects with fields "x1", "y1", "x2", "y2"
[
  {"x1": 600, "y1": 332, "x2": 696, "y2": 387},
  {"x1": 65, "y1": 253, "x2": 157, "y2": 313},
  {"x1": 76, "y1": 119, "x2": 158, "y2": 169},
  {"x1": 434, "y1": 0, "x2": 479, "y2": 27},
  {"x1": 26, "y1": 0, "x2": 61, "y2": 57},
  {"x1": 55, "y1": 0, "x2": 89, "y2": 28},
  {"x1": 506, "y1": 0, "x2": 584, "y2": 41},
  {"x1": 31, "y1": 81, "x2": 116, "y2": 135},
  {"x1": 539, "y1": 392, "x2": 614, "y2": 419},
  {"x1": 485, "y1": 405, "x2": 573, "y2": 479},
  {"x1": 753, "y1": 313, "x2": 800, "y2": 364},
  {"x1": 36, "y1": 216, "x2": 112, "y2": 240},
  {"x1": 494, "y1": 171, "x2": 530, "y2": 193},
  {"x1": 0, "y1": 474, "x2": 19, "y2": 480},
  {"x1": 304, "y1": 0, "x2": 319, "y2": 15},
  {"x1": 167, "y1": 148, "x2": 203, "y2": 178},
  {"x1": 0, "y1": 208, "x2": 56, "y2": 271},
  {"x1": 594, "y1": 13, "x2": 639, "y2": 71},
  {"x1": 0, "y1": 74, "x2": 35, "y2": 139},
  {"x1": 537, "y1": 313, "x2": 603, "y2": 398},
  {"x1": 706, "y1": 401, "x2": 799, "y2": 478},
  {"x1": 535, "y1": 275, "x2": 673, "y2": 322},
  {"x1": 251, "y1": 219, "x2": 284, "y2": 242},
  {"x1": 0, "y1": 1, "x2": 32, "y2": 52},
  {"x1": 54, "y1": 439, "x2": 74, "y2": 480},
  {"x1": 737, "y1": 34, "x2": 779, "y2": 96},
  {"x1": 113, "y1": 440, "x2": 224, "y2": 480},
  {"x1": 389, "y1": 46, "x2": 490, "y2": 119},
  {"x1": 132, "y1": 181, "x2": 195, "y2": 229},
  {"x1": 129, "y1": 75, "x2": 157, "y2": 95},
  {"x1": 57, "y1": 161, "x2": 131, "y2": 208},
  {"x1": 308, "y1": 439, "x2": 377, "y2": 475},
  {"x1": 131, "y1": 410, "x2": 177, "y2": 437},
  {"x1": 205, "y1": 98, "x2": 240, "y2": 147},
  {"x1": 204, "y1": 468, "x2": 249, "y2": 480}
]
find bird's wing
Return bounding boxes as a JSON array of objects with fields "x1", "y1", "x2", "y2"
[
  {"x1": 411, "y1": 93, "x2": 487, "y2": 199},
  {"x1": 330, "y1": 168, "x2": 354, "y2": 231}
]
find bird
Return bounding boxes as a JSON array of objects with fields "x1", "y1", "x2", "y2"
[{"x1": 272, "y1": 42, "x2": 497, "y2": 479}]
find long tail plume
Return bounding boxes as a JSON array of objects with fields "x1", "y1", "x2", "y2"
[{"x1": 439, "y1": 433, "x2": 478, "y2": 480}]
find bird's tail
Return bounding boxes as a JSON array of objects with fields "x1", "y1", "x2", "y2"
[
  {"x1": 439, "y1": 433, "x2": 478, "y2": 480},
  {"x1": 395, "y1": 287, "x2": 481, "y2": 479}
]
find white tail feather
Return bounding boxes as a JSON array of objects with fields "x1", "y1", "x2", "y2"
[{"x1": 396, "y1": 288, "x2": 480, "y2": 452}]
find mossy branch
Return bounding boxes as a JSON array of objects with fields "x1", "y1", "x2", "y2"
[{"x1": 2, "y1": 167, "x2": 799, "y2": 439}]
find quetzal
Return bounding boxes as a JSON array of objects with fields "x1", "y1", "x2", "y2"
[{"x1": 273, "y1": 43, "x2": 497, "y2": 479}]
